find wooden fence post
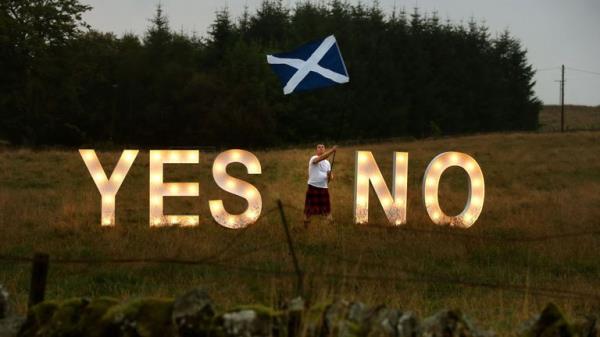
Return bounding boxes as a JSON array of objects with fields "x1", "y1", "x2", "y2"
[
  {"x1": 277, "y1": 200, "x2": 304, "y2": 298},
  {"x1": 28, "y1": 253, "x2": 49, "y2": 308}
]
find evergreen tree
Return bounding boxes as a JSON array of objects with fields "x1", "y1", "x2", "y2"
[{"x1": 0, "y1": 0, "x2": 542, "y2": 147}]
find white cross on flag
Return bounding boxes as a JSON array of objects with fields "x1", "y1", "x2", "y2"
[{"x1": 267, "y1": 35, "x2": 350, "y2": 95}]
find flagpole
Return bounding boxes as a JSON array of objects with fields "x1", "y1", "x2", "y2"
[
  {"x1": 329, "y1": 87, "x2": 348, "y2": 174},
  {"x1": 330, "y1": 151, "x2": 336, "y2": 170}
]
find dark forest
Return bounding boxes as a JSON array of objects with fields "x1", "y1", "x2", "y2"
[{"x1": 0, "y1": 0, "x2": 541, "y2": 147}]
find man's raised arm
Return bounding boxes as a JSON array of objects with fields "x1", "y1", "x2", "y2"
[{"x1": 312, "y1": 145, "x2": 338, "y2": 164}]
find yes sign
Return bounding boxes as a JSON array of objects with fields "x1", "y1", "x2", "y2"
[{"x1": 80, "y1": 149, "x2": 484, "y2": 228}]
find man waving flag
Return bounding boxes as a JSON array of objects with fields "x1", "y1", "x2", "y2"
[{"x1": 267, "y1": 35, "x2": 349, "y2": 95}]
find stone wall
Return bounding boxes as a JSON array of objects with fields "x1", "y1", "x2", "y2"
[{"x1": 0, "y1": 285, "x2": 597, "y2": 337}]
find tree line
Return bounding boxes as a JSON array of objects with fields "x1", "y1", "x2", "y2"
[{"x1": 0, "y1": 0, "x2": 541, "y2": 147}]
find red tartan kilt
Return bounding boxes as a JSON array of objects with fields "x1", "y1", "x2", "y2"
[{"x1": 304, "y1": 184, "x2": 331, "y2": 216}]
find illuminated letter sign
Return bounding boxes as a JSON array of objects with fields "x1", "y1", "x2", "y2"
[
  {"x1": 149, "y1": 150, "x2": 200, "y2": 227},
  {"x1": 80, "y1": 149, "x2": 484, "y2": 228},
  {"x1": 422, "y1": 152, "x2": 485, "y2": 228},
  {"x1": 353, "y1": 151, "x2": 485, "y2": 227},
  {"x1": 354, "y1": 151, "x2": 408, "y2": 225},
  {"x1": 209, "y1": 149, "x2": 262, "y2": 229},
  {"x1": 79, "y1": 149, "x2": 138, "y2": 226}
]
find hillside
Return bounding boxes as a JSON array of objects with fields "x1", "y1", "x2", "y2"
[
  {"x1": 1, "y1": 130, "x2": 599, "y2": 332},
  {"x1": 540, "y1": 105, "x2": 600, "y2": 131}
]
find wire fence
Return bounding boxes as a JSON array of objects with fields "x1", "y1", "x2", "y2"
[
  {"x1": 1, "y1": 201, "x2": 600, "y2": 308},
  {"x1": 277, "y1": 202, "x2": 600, "y2": 244},
  {"x1": 2, "y1": 251, "x2": 599, "y2": 303}
]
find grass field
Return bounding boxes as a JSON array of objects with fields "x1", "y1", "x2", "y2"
[
  {"x1": 1, "y1": 113, "x2": 600, "y2": 333},
  {"x1": 540, "y1": 104, "x2": 600, "y2": 131}
]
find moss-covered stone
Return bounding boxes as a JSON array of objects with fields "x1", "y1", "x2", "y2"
[
  {"x1": 6, "y1": 292, "x2": 594, "y2": 337},
  {"x1": 321, "y1": 301, "x2": 362, "y2": 337},
  {"x1": 0, "y1": 285, "x2": 9, "y2": 319},
  {"x1": 362, "y1": 306, "x2": 400, "y2": 337},
  {"x1": 172, "y1": 288, "x2": 218, "y2": 337},
  {"x1": 76, "y1": 297, "x2": 119, "y2": 337},
  {"x1": 15, "y1": 297, "x2": 120, "y2": 337},
  {"x1": 18, "y1": 301, "x2": 60, "y2": 337},
  {"x1": 284, "y1": 298, "x2": 304, "y2": 337},
  {"x1": 100, "y1": 297, "x2": 175, "y2": 337},
  {"x1": 230, "y1": 305, "x2": 282, "y2": 319},
  {"x1": 572, "y1": 315, "x2": 597, "y2": 337},
  {"x1": 221, "y1": 305, "x2": 284, "y2": 337},
  {"x1": 396, "y1": 312, "x2": 419, "y2": 337},
  {"x1": 520, "y1": 303, "x2": 575, "y2": 337},
  {"x1": 421, "y1": 309, "x2": 492, "y2": 337},
  {"x1": 46, "y1": 298, "x2": 91, "y2": 337},
  {"x1": 304, "y1": 302, "x2": 329, "y2": 325},
  {"x1": 302, "y1": 301, "x2": 329, "y2": 337}
]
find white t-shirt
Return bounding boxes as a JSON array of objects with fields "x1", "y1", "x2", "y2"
[{"x1": 307, "y1": 155, "x2": 331, "y2": 189}]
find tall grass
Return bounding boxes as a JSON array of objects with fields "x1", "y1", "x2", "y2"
[
  {"x1": 540, "y1": 105, "x2": 600, "y2": 131},
  {"x1": 1, "y1": 130, "x2": 599, "y2": 333}
]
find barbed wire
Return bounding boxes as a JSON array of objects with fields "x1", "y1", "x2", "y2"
[
  {"x1": 1, "y1": 254, "x2": 597, "y2": 302},
  {"x1": 177, "y1": 260, "x2": 598, "y2": 302},
  {"x1": 1, "y1": 249, "x2": 599, "y2": 303},
  {"x1": 198, "y1": 205, "x2": 278, "y2": 263},
  {"x1": 2, "y1": 205, "x2": 597, "y2": 266},
  {"x1": 350, "y1": 226, "x2": 600, "y2": 243},
  {"x1": 1, "y1": 203, "x2": 599, "y2": 305},
  {"x1": 304, "y1": 249, "x2": 599, "y2": 300}
]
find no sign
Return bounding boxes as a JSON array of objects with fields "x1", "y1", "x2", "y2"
[{"x1": 79, "y1": 149, "x2": 484, "y2": 228}]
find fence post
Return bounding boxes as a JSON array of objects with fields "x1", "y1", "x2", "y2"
[
  {"x1": 277, "y1": 200, "x2": 304, "y2": 297},
  {"x1": 28, "y1": 253, "x2": 50, "y2": 308}
]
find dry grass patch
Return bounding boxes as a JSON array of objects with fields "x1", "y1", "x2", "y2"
[{"x1": 1, "y1": 131, "x2": 600, "y2": 333}]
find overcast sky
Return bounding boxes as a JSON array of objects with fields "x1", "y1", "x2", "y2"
[{"x1": 82, "y1": 0, "x2": 600, "y2": 106}]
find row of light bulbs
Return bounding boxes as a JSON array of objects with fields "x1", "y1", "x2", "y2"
[
  {"x1": 80, "y1": 149, "x2": 262, "y2": 228},
  {"x1": 354, "y1": 151, "x2": 484, "y2": 228},
  {"x1": 354, "y1": 151, "x2": 408, "y2": 225},
  {"x1": 81, "y1": 149, "x2": 484, "y2": 228},
  {"x1": 423, "y1": 152, "x2": 485, "y2": 227}
]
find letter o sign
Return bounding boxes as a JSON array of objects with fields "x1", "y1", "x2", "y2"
[{"x1": 422, "y1": 152, "x2": 485, "y2": 228}]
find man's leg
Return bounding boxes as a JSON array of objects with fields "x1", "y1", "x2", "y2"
[
  {"x1": 303, "y1": 185, "x2": 314, "y2": 229},
  {"x1": 303, "y1": 214, "x2": 311, "y2": 228},
  {"x1": 323, "y1": 187, "x2": 333, "y2": 224}
]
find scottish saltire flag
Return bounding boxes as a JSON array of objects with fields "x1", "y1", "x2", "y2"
[{"x1": 267, "y1": 35, "x2": 349, "y2": 95}]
